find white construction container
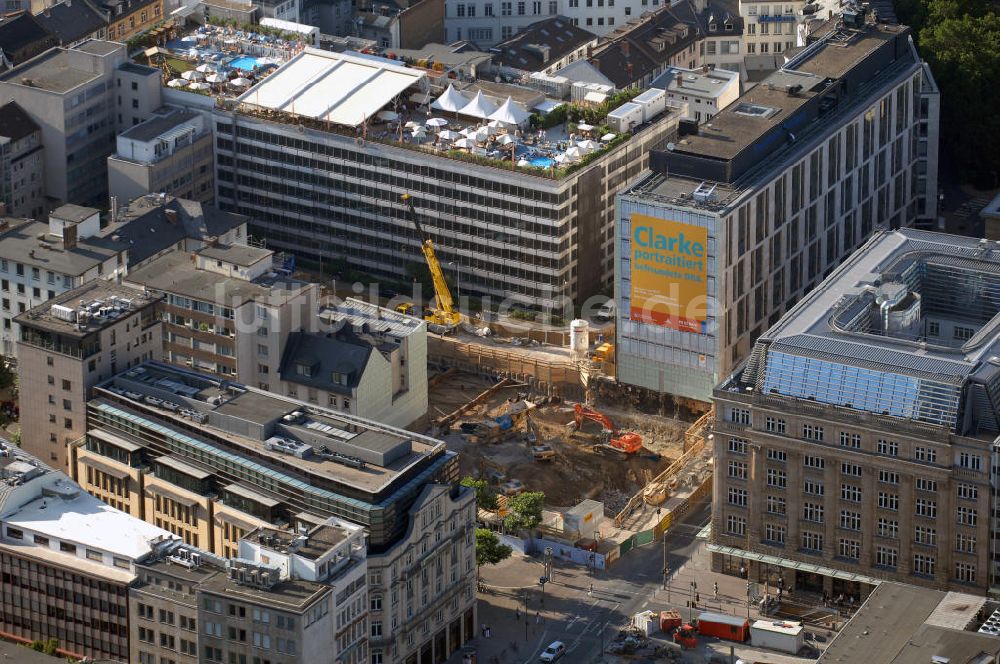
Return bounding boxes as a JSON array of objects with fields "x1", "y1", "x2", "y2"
[
  {"x1": 607, "y1": 102, "x2": 643, "y2": 133},
  {"x1": 562, "y1": 499, "x2": 603, "y2": 539},
  {"x1": 750, "y1": 620, "x2": 804, "y2": 654},
  {"x1": 569, "y1": 319, "x2": 589, "y2": 355},
  {"x1": 632, "y1": 610, "x2": 657, "y2": 636},
  {"x1": 632, "y1": 87, "x2": 667, "y2": 122}
]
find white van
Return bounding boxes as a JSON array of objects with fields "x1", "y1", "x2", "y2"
[{"x1": 595, "y1": 300, "x2": 616, "y2": 321}]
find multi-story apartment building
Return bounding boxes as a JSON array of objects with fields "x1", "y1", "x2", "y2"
[
  {"x1": 0, "y1": 101, "x2": 46, "y2": 218},
  {"x1": 131, "y1": 519, "x2": 368, "y2": 664},
  {"x1": 108, "y1": 108, "x2": 215, "y2": 204},
  {"x1": 278, "y1": 297, "x2": 428, "y2": 428},
  {"x1": 211, "y1": 48, "x2": 681, "y2": 308},
  {"x1": 486, "y1": 16, "x2": 597, "y2": 78},
  {"x1": 0, "y1": 41, "x2": 161, "y2": 206},
  {"x1": 0, "y1": 206, "x2": 130, "y2": 360},
  {"x1": 33, "y1": 0, "x2": 110, "y2": 47},
  {"x1": 16, "y1": 281, "x2": 161, "y2": 469},
  {"x1": 0, "y1": 447, "x2": 176, "y2": 661},
  {"x1": 123, "y1": 244, "x2": 318, "y2": 382},
  {"x1": 712, "y1": 229, "x2": 997, "y2": 599},
  {"x1": 614, "y1": 13, "x2": 939, "y2": 402},
  {"x1": 0, "y1": 13, "x2": 57, "y2": 68},
  {"x1": 72, "y1": 361, "x2": 476, "y2": 664}
]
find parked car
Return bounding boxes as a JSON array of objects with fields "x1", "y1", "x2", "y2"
[
  {"x1": 595, "y1": 299, "x2": 616, "y2": 321},
  {"x1": 539, "y1": 641, "x2": 566, "y2": 662}
]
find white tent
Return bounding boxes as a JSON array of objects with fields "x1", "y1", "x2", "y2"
[
  {"x1": 458, "y1": 91, "x2": 498, "y2": 119},
  {"x1": 488, "y1": 96, "x2": 530, "y2": 126},
  {"x1": 431, "y1": 84, "x2": 468, "y2": 112}
]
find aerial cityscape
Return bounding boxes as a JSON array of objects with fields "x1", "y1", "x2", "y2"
[{"x1": 0, "y1": 0, "x2": 996, "y2": 662}]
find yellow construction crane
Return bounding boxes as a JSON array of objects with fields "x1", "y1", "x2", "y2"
[{"x1": 401, "y1": 194, "x2": 462, "y2": 328}]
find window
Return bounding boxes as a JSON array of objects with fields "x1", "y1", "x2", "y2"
[
  {"x1": 957, "y1": 483, "x2": 978, "y2": 501},
  {"x1": 803, "y1": 479, "x2": 824, "y2": 496},
  {"x1": 766, "y1": 468, "x2": 786, "y2": 488},
  {"x1": 955, "y1": 562, "x2": 976, "y2": 584},
  {"x1": 957, "y1": 507, "x2": 978, "y2": 526},
  {"x1": 879, "y1": 470, "x2": 899, "y2": 485},
  {"x1": 802, "y1": 502, "x2": 824, "y2": 523},
  {"x1": 958, "y1": 452, "x2": 982, "y2": 471},
  {"x1": 915, "y1": 525, "x2": 937, "y2": 546},
  {"x1": 953, "y1": 325, "x2": 974, "y2": 341},
  {"x1": 727, "y1": 487, "x2": 747, "y2": 507},
  {"x1": 915, "y1": 478, "x2": 937, "y2": 492},
  {"x1": 252, "y1": 632, "x2": 271, "y2": 649},
  {"x1": 803, "y1": 455, "x2": 825, "y2": 469},
  {"x1": 801, "y1": 531, "x2": 823, "y2": 552},
  {"x1": 6, "y1": 527, "x2": 23, "y2": 540},
  {"x1": 913, "y1": 554, "x2": 935, "y2": 576},
  {"x1": 86, "y1": 549, "x2": 102, "y2": 561},
  {"x1": 764, "y1": 523, "x2": 785, "y2": 544},
  {"x1": 956, "y1": 533, "x2": 976, "y2": 554},
  {"x1": 838, "y1": 538, "x2": 860, "y2": 560},
  {"x1": 877, "y1": 517, "x2": 898, "y2": 539},
  {"x1": 840, "y1": 463, "x2": 862, "y2": 477},
  {"x1": 876, "y1": 438, "x2": 899, "y2": 456},
  {"x1": 876, "y1": 546, "x2": 898, "y2": 568},
  {"x1": 839, "y1": 511, "x2": 861, "y2": 531},
  {"x1": 728, "y1": 438, "x2": 747, "y2": 455},
  {"x1": 728, "y1": 408, "x2": 750, "y2": 424},
  {"x1": 766, "y1": 449, "x2": 787, "y2": 462},
  {"x1": 765, "y1": 416, "x2": 785, "y2": 433},
  {"x1": 728, "y1": 460, "x2": 748, "y2": 480},
  {"x1": 839, "y1": 432, "x2": 861, "y2": 449},
  {"x1": 766, "y1": 495, "x2": 786, "y2": 515},
  {"x1": 802, "y1": 424, "x2": 823, "y2": 441},
  {"x1": 915, "y1": 498, "x2": 937, "y2": 518},
  {"x1": 371, "y1": 621, "x2": 383, "y2": 637},
  {"x1": 726, "y1": 514, "x2": 746, "y2": 535},
  {"x1": 878, "y1": 492, "x2": 898, "y2": 511},
  {"x1": 841, "y1": 484, "x2": 861, "y2": 503},
  {"x1": 915, "y1": 446, "x2": 937, "y2": 463},
  {"x1": 202, "y1": 598, "x2": 222, "y2": 614}
]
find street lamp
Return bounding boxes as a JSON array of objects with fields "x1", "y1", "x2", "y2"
[
  {"x1": 689, "y1": 580, "x2": 698, "y2": 621},
  {"x1": 746, "y1": 580, "x2": 752, "y2": 618},
  {"x1": 539, "y1": 575, "x2": 548, "y2": 607}
]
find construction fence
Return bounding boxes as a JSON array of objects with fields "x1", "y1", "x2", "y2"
[{"x1": 617, "y1": 476, "x2": 713, "y2": 558}]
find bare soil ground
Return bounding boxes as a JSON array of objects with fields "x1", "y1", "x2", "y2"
[{"x1": 427, "y1": 371, "x2": 690, "y2": 514}]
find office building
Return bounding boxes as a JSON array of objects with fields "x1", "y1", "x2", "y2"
[
  {"x1": 131, "y1": 519, "x2": 368, "y2": 664},
  {"x1": 108, "y1": 108, "x2": 215, "y2": 204},
  {"x1": 818, "y1": 583, "x2": 1000, "y2": 663},
  {"x1": 738, "y1": 0, "x2": 807, "y2": 59},
  {"x1": 614, "y1": 12, "x2": 939, "y2": 401},
  {"x1": 712, "y1": 229, "x2": 995, "y2": 598},
  {"x1": 279, "y1": 297, "x2": 428, "y2": 428},
  {"x1": 0, "y1": 447, "x2": 176, "y2": 661},
  {"x1": 123, "y1": 244, "x2": 318, "y2": 382},
  {"x1": 0, "y1": 13, "x2": 57, "y2": 68},
  {"x1": 0, "y1": 41, "x2": 161, "y2": 206},
  {"x1": 0, "y1": 101, "x2": 46, "y2": 218},
  {"x1": 16, "y1": 280, "x2": 161, "y2": 470},
  {"x1": 650, "y1": 64, "x2": 740, "y2": 122},
  {"x1": 72, "y1": 361, "x2": 476, "y2": 664},
  {"x1": 1, "y1": 206, "x2": 130, "y2": 360},
  {"x1": 212, "y1": 48, "x2": 682, "y2": 308}
]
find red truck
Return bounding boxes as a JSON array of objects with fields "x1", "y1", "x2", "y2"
[{"x1": 695, "y1": 612, "x2": 751, "y2": 642}]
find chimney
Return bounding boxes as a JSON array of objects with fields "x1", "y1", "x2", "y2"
[
  {"x1": 676, "y1": 73, "x2": 682, "y2": 87},
  {"x1": 622, "y1": 41, "x2": 630, "y2": 56},
  {"x1": 109, "y1": 195, "x2": 118, "y2": 225},
  {"x1": 164, "y1": 209, "x2": 178, "y2": 225},
  {"x1": 63, "y1": 224, "x2": 78, "y2": 250}
]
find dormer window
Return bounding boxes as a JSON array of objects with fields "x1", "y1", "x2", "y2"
[
  {"x1": 724, "y1": 22, "x2": 733, "y2": 30},
  {"x1": 332, "y1": 371, "x2": 349, "y2": 386},
  {"x1": 709, "y1": 22, "x2": 717, "y2": 32},
  {"x1": 296, "y1": 362, "x2": 314, "y2": 377}
]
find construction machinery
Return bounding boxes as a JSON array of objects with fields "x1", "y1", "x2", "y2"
[
  {"x1": 401, "y1": 193, "x2": 461, "y2": 330},
  {"x1": 673, "y1": 624, "x2": 698, "y2": 649},
  {"x1": 569, "y1": 403, "x2": 643, "y2": 456}
]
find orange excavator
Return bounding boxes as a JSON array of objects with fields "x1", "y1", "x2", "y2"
[{"x1": 570, "y1": 403, "x2": 644, "y2": 456}]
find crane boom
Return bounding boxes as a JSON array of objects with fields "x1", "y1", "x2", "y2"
[{"x1": 401, "y1": 194, "x2": 460, "y2": 327}]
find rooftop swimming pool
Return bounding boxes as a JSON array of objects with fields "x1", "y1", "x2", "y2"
[
  {"x1": 228, "y1": 56, "x2": 260, "y2": 71},
  {"x1": 529, "y1": 156, "x2": 555, "y2": 169}
]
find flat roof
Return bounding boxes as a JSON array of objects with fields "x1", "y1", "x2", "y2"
[
  {"x1": 51, "y1": 203, "x2": 98, "y2": 222},
  {"x1": 95, "y1": 362, "x2": 446, "y2": 495},
  {"x1": 238, "y1": 48, "x2": 426, "y2": 128},
  {"x1": 16, "y1": 280, "x2": 160, "y2": 337},
  {"x1": 0, "y1": 49, "x2": 99, "y2": 93},
  {"x1": 119, "y1": 108, "x2": 201, "y2": 143},
  {"x1": 155, "y1": 455, "x2": 213, "y2": 480},
  {"x1": 319, "y1": 297, "x2": 426, "y2": 338},
  {"x1": 198, "y1": 569, "x2": 330, "y2": 610},
  {"x1": 74, "y1": 39, "x2": 121, "y2": 56},
  {"x1": 0, "y1": 220, "x2": 126, "y2": 277},
  {"x1": 0, "y1": 540, "x2": 136, "y2": 584},
  {"x1": 1, "y1": 478, "x2": 175, "y2": 560},
  {"x1": 650, "y1": 66, "x2": 740, "y2": 99},
  {"x1": 124, "y1": 250, "x2": 309, "y2": 307},
  {"x1": 198, "y1": 243, "x2": 272, "y2": 267}
]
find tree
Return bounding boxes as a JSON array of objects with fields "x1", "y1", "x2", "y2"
[
  {"x1": 460, "y1": 476, "x2": 498, "y2": 512},
  {"x1": 475, "y1": 528, "x2": 512, "y2": 568},
  {"x1": 503, "y1": 491, "x2": 545, "y2": 532}
]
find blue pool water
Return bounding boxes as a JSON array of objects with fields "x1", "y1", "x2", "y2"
[
  {"x1": 228, "y1": 56, "x2": 260, "y2": 71},
  {"x1": 529, "y1": 156, "x2": 555, "y2": 168}
]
